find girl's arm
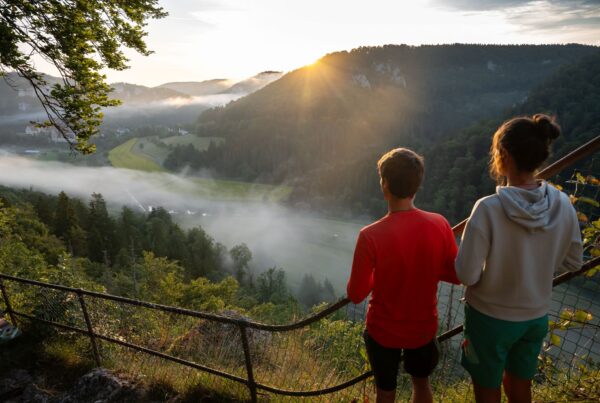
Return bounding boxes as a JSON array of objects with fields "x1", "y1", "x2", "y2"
[
  {"x1": 455, "y1": 202, "x2": 490, "y2": 286},
  {"x1": 558, "y1": 205, "x2": 583, "y2": 273}
]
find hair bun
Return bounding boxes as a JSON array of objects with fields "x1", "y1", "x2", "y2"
[{"x1": 533, "y1": 114, "x2": 560, "y2": 142}]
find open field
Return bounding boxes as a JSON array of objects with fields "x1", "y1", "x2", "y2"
[
  {"x1": 144, "y1": 176, "x2": 292, "y2": 202},
  {"x1": 108, "y1": 137, "x2": 291, "y2": 202},
  {"x1": 161, "y1": 135, "x2": 224, "y2": 151},
  {"x1": 109, "y1": 135, "x2": 224, "y2": 170},
  {"x1": 108, "y1": 138, "x2": 165, "y2": 172},
  {"x1": 131, "y1": 137, "x2": 170, "y2": 165}
]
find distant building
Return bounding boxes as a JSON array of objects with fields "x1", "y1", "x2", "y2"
[
  {"x1": 115, "y1": 128, "x2": 131, "y2": 136},
  {"x1": 17, "y1": 88, "x2": 35, "y2": 97},
  {"x1": 24, "y1": 124, "x2": 76, "y2": 143},
  {"x1": 25, "y1": 125, "x2": 42, "y2": 135},
  {"x1": 178, "y1": 128, "x2": 189, "y2": 135}
]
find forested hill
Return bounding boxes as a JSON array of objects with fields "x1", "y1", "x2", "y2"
[
  {"x1": 190, "y1": 44, "x2": 597, "y2": 217},
  {"x1": 420, "y1": 50, "x2": 600, "y2": 223}
]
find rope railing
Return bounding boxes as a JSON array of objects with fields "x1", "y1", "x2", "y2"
[{"x1": 0, "y1": 135, "x2": 598, "y2": 402}]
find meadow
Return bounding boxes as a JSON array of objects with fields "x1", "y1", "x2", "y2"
[
  {"x1": 161, "y1": 135, "x2": 224, "y2": 150},
  {"x1": 107, "y1": 138, "x2": 165, "y2": 172}
]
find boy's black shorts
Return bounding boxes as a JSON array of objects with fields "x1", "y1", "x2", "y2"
[{"x1": 363, "y1": 330, "x2": 439, "y2": 391}]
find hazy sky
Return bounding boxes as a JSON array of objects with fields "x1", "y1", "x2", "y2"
[{"x1": 39, "y1": 0, "x2": 600, "y2": 86}]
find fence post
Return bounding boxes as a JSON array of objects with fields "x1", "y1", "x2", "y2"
[
  {"x1": 239, "y1": 322, "x2": 258, "y2": 403},
  {"x1": 77, "y1": 290, "x2": 102, "y2": 367},
  {"x1": 0, "y1": 276, "x2": 18, "y2": 327}
]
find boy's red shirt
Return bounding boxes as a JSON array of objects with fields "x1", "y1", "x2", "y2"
[{"x1": 347, "y1": 209, "x2": 459, "y2": 349}]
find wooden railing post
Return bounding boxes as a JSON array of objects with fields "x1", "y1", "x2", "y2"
[
  {"x1": 77, "y1": 290, "x2": 101, "y2": 367},
  {"x1": 239, "y1": 322, "x2": 258, "y2": 403},
  {"x1": 0, "y1": 276, "x2": 18, "y2": 327}
]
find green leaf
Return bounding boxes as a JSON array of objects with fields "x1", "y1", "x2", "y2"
[
  {"x1": 560, "y1": 309, "x2": 574, "y2": 321},
  {"x1": 574, "y1": 310, "x2": 593, "y2": 322},
  {"x1": 585, "y1": 266, "x2": 599, "y2": 277},
  {"x1": 550, "y1": 334, "x2": 561, "y2": 346},
  {"x1": 577, "y1": 197, "x2": 600, "y2": 208}
]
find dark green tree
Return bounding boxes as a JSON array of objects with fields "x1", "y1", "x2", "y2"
[
  {"x1": 298, "y1": 273, "x2": 322, "y2": 308},
  {"x1": 86, "y1": 193, "x2": 116, "y2": 264},
  {"x1": 53, "y1": 191, "x2": 75, "y2": 239},
  {"x1": 256, "y1": 267, "x2": 288, "y2": 304},
  {"x1": 322, "y1": 277, "x2": 336, "y2": 303},
  {"x1": 184, "y1": 227, "x2": 217, "y2": 279},
  {"x1": 0, "y1": 0, "x2": 166, "y2": 152},
  {"x1": 33, "y1": 195, "x2": 53, "y2": 225},
  {"x1": 230, "y1": 243, "x2": 252, "y2": 285}
]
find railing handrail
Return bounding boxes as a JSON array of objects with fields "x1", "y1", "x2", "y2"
[{"x1": 1, "y1": 255, "x2": 598, "y2": 398}]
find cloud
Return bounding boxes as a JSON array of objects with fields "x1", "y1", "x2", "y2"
[
  {"x1": 433, "y1": 0, "x2": 600, "y2": 42},
  {"x1": 434, "y1": 0, "x2": 600, "y2": 11},
  {"x1": 433, "y1": 0, "x2": 529, "y2": 11},
  {"x1": 159, "y1": 93, "x2": 244, "y2": 107}
]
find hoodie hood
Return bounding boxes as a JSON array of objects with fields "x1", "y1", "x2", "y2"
[{"x1": 496, "y1": 181, "x2": 561, "y2": 231}]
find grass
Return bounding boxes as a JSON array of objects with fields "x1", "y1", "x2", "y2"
[
  {"x1": 161, "y1": 135, "x2": 224, "y2": 151},
  {"x1": 0, "y1": 329, "x2": 96, "y2": 396},
  {"x1": 107, "y1": 137, "x2": 291, "y2": 202},
  {"x1": 144, "y1": 174, "x2": 293, "y2": 202},
  {"x1": 0, "y1": 323, "x2": 244, "y2": 402},
  {"x1": 108, "y1": 138, "x2": 165, "y2": 172},
  {"x1": 131, "y1": 137, "x2": 170, "y2": 165},
  {"x1": 7, "y1": 323, "x2": 597, "y2": 402},
  {"x1": 187, "y1": 177, "x2": 292, "y2": 202}
]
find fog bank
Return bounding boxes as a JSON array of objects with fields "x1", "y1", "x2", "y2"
[{"x1": 0, "y1": 153, "x2": 363, "y2": 291}]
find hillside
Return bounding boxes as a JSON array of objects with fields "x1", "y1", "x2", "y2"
[
  {"x1": 420, "y1": 50, "x2": 600, "y2": 222},
  {"x1": 158, "y1": 79, "x2": 233, "y2": 96},
  {"x1": 0, "y1": 71, "x2": 282, "y2": 128},
  {"x1": 109, "y1": 82, "x2": 190, "y2": 104},
  {"x1": 224, "y1": 71, "x2": 283, "y2": 94},
  {"x1": 158, "y1": 72, "x2": 283, "y2": 96},
  {"x1": 190, "y1": 44, "x2": 598, "y2": 216}
]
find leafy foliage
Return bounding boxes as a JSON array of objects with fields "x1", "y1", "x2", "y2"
[
  {"x1": 0, "y1": 187, "x2": 337, "y2": 325},
  {"x1": 0, "y1": 0, "x2": 166, "y2": 152}
]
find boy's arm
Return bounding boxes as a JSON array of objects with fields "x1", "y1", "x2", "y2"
[
  {"x1": 455, "y1": 203, "x2": 490, "y2": 286},
  {"x1": 439, "y1": 220, "x2": 460, "y2": 285},
  {"x1": 346, "y1": 231, "x2": 375, "y2": 304}
]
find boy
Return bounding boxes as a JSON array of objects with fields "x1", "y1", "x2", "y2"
[{"x1": 347, "y1": 148, "x2": 459, "y2": 403}]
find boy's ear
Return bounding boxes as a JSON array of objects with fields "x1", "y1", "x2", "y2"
[{"x1": 380, "y1": 178, "x2": 391, "y2": 199}]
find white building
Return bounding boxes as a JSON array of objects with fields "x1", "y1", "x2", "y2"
[{"x1": 24, "y1": 124, "x2": 76, "y2": 143}]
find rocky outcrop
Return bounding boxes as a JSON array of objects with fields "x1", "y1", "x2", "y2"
[{"x1": 0, "y1": 368, "x2": 149, "y2": 403}]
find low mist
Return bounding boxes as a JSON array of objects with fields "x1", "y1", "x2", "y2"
[{"x1": 0, "y1": 153, "x2": 364, "y2": 292}]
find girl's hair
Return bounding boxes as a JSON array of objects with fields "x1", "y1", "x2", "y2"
[{"x1": 489, "y1": 114, "x2": 560, "y2": 181}]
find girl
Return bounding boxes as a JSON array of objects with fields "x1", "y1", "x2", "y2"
[{"x1": 455, "y1": 114, "x2": 583, "y2": 403}]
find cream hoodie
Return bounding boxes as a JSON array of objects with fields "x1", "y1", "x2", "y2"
[{"x1": 456, "y1": 181, "x2": 583, "y2": 321}]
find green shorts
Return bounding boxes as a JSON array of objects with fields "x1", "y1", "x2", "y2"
[{"x1": 461, "y1": 304, "x2": 548, "y2": 388}]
